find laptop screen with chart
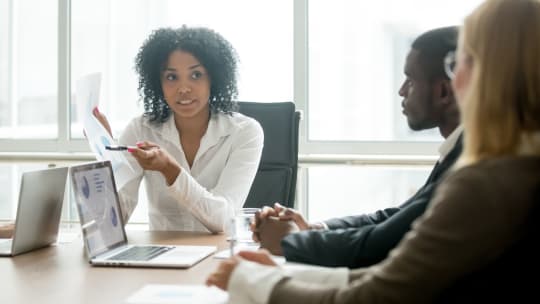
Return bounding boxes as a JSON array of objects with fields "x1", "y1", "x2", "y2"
[
  {"x1": 71, "y1": 161, "x2": 126, "y2": 257},
  {"x1": 71, "y1": 161, "x2": 216, "y2": 268}
]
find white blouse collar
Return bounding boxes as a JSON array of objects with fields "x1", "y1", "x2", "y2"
[{"x1": 144, "y1": 112, "x2": 241, "y2": 153}]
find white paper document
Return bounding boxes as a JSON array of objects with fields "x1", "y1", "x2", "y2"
[
  {"x1": 75, "y1": 73, "x2": 138, "y2": 189},
  {"x1": 125, "y1": 284, "x2": 228, "y2": 304}
]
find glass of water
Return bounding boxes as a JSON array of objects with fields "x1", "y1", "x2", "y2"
[{"x1": 233, "y1": 208, "x2": 260, "y2": 243}]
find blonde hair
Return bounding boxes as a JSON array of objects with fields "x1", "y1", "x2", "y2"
[{"x1": 458, "y1": 0, "x2": 540, "y2": 166}]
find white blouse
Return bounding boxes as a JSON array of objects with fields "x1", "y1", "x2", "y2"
[{"x1": 117, "y1": 112, "x2": 264, "y2": 233}]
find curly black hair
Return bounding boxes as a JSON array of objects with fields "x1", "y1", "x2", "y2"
[{"x1": 135, "y1": 26, "x2": 239, "y2": 123}]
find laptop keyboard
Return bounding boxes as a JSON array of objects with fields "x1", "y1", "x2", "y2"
[{"x1": 107, "y1": 246, "x2": 173, "y2": 261}]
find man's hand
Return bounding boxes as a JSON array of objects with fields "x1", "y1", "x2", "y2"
[
  {"x1": 251, "y1": 202, "x2": 310, "y2": 243},
  {"x1": 257, "y1": 217, "x2": 299, "y2": 256},
  {"x1": 272, "y1": 203, "x2": 310, "y2": 230}
]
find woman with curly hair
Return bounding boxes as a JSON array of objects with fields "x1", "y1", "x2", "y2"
[{"x1": 94, "y1": 26, "x2": 263, "y2": 233}]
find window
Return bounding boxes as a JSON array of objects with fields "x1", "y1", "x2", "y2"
[
  {"x1": 0, "y1": 163, "x2": 65, "y2": 220},
  {"x1": 304, "y1": 0, "x2": 481, "y2": 219},
  {"x1": 305, "y1": 0, "x2": 482, "y2": 150},
  {"x1": 1, "y1": 0, "x2": 293, "y2": 223},
  {"x1": 0, "y1": 0, "x2": 58, "y2": 139},
  {"x1": 1, "y1": 1, "x2": 481, "y2": 223},
  {"x1": 71, "y1": 0, "x2": 293, "y2": 139},
  {"x1": 307, "y1": 165, "x2": 431, "y2": 222}
]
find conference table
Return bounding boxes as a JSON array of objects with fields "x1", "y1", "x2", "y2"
[{"x1": 0, "y1": 230, "x2": 229, "y2": 303}]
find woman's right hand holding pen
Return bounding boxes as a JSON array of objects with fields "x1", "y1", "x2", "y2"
[
  {"x1": 91, "y1": 107, "x2": 180, "y2": 185},
  {"x1": 129, "y1": 141, "x2": 181, "y2": 186}
]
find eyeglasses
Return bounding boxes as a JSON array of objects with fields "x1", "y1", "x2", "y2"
[{"x1": 444, "y1": 51, "x2": 456, "y2": 79}]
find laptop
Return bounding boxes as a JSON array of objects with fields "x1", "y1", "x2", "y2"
[
  {"x1": 0, "y1": 166, "x2": 69, "y2": 257},
  {"x1": 70, "y1": 160, "x2": 216, "y2": 268}
]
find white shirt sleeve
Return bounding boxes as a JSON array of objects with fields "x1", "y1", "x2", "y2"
[
  {"x1": 282, "y1": 263, "x2": 349, "y2": 285},
  {"x1": 167, "y1": 118, "x2": 264, "y2": 233},
  {"x1": 228, "y1": 261, "x2": 349, "y2": 304}
]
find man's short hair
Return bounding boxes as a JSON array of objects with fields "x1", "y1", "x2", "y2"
[{"x1": 411, "y1": 26, "x2": 458, "y2": 81}]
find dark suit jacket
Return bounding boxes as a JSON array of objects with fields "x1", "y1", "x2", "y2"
[{"x1": 281, "y1": 135, "x2": 463, "y2": 268}]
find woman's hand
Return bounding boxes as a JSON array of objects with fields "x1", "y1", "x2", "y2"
[
  {"x1": 128, "y1": 141, "x2": 181, "y2": 185},
  {"x1": 237, "y1": 249, "x2": 277, "y2": 266},
  {"x1": 206, "y1": 256, "x2": 240, "y2": 291},
  {"x1": 92, "y1": 107, "x2": 112, "y2": 137},
  {"x1": 206, "y1": 250, "x2": 277, "y2": 291}
]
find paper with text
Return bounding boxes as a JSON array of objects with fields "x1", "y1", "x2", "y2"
[{"x1": 125, "y1": 284, "x2": 228, "y2": 304}]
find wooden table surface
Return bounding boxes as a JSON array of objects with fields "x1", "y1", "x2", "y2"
[{"x1": 0, "y1": 231, "x2": 229, "y2": 304}]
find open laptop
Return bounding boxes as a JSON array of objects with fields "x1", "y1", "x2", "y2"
[
  {"x1": 70, "y1": 160, "x2": 216, "y2": 268},
  {"x1": 0, "y1": 166, "x2": 69, "y2": 257}
]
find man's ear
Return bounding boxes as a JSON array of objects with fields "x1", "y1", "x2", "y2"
[{"x1": 433, "y1": 79, "x2": 454, "y2": 104}]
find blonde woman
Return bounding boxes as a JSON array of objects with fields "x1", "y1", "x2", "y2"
[{"x1": 207, "y1": 0, "x2": 540, "y2": 302}]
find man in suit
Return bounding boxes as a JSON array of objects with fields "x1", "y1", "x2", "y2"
[{"x1": 252, "y1": 26, "x2": 462, "y2": 268}]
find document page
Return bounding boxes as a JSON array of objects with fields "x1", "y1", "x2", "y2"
[
  {"x1": 125, "y1": 284, "x2": 228, "y2": 304},
  {"x1": 75, "y1": 73, "x2": 138, "y2": 189}
]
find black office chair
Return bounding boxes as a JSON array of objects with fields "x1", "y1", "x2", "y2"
[{"x1": 237, "y1": 101, "x2": 300, "y2": 209}]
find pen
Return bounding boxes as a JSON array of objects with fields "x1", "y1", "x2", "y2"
[{"x1": 105, "y1": 145, "x2": 136, "y2": 151}]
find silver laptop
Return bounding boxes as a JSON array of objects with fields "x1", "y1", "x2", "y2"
[
  {"x1": 70, "y1": 161, "x2": 216, "y2": 268},
  {"x1": 0, "y1": 166, "x2": 69, "y2": 257}
]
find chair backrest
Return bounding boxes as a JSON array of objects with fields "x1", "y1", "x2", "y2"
[{"x1": 237, "y1": 101, "x2": 300, "y2": 209}]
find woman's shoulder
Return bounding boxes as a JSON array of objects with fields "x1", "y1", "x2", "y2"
[
  {"x1": 211, "y1": 112, "x2": 264, "y2": 147},
  {"x1": 449, "y1": 156, "x2": 540, "y2": 184},
  {"x1": 436, "y1": 156, "x2": 540, "y2": 210}
]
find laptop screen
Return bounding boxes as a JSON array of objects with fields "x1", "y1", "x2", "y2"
[{"x1": 71, "y1": 161, "x2": 127, "y2": 258}]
